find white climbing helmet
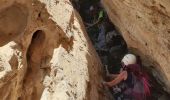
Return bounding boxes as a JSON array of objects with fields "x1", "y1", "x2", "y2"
[{"x1": 121, "y1": 54, "x2": 136, "y2": 66}]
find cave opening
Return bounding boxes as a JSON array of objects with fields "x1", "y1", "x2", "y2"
[
  {"x1": 22, "y1": 30, "x2": 46, "y2": 100},
  {"x1": 71, "y1": 0, "x2": 170, "y2": 100}
]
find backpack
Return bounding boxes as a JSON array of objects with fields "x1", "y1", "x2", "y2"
[{"x1": 124, "y1": 64, "x2": 151, "y2": 100}]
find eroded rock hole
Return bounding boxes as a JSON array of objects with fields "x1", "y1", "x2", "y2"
[
  {"x1": 22, "y1": 30, "x2": 46, "y2": 100},
  {"x1": 71, "y1": 0, "x2": 170, "y2": 99}
]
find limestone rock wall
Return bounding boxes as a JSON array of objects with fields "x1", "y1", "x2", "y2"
[
  {"x1": 102, "y1": 0, "x2": 170, "y2": 92},
  {"x1": 0, "y1": 0, "x2": 105, "y2": 100}
]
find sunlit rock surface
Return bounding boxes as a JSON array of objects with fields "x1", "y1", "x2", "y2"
[{"x1": 0, "y1": 0, "x2": 106, "y2": 100}]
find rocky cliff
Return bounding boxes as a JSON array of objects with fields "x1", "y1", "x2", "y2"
[
  {"x1": 102, "y1": 0, "x2": 170, "y2": 93},
  {"x1": 0, "y1": 0, "x2": 105, "y2": 100}
]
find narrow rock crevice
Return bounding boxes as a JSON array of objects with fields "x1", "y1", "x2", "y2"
[{"x1": 71, "y1": 0, "x2": 170, "y2": 99}]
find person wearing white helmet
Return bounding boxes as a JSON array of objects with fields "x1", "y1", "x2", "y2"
[
  {"x1": 103, "y1": 54, "x2": 137, "y2": 86},
  {"x1": 121, "y1": 54, "x2": 136, "y2": 70},
  {"x1": 103, "y1": 54, "x2": 150, "y2": 100},
  {"x1": 122, "y1": 54, "x2": 136, "y2": 66}
]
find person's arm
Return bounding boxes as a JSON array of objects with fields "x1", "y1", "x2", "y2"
[
  {"x1": 104, "y1": 71, "x2": 127, "y2": 87},
  {"x1": 107, "y1": 74, "x2": 119, "y2": 80}
]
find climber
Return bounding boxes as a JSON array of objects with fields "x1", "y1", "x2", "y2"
[
  {"x1": 103, "y1": 54, "x2": 150, "y2": 100},
  {"x1": 84, "y1": 6, "x2": 105, "y2": 28}
]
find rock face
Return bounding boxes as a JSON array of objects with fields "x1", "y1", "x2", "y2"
[
  {"x1": 102, "y1": 0, "x2": 170, "y2": 93},
  {"x1": 0, "y1": 0, "x2": 105, "y2": 100}
]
